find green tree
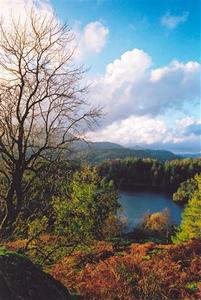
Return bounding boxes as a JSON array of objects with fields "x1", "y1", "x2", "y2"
[
  {"x1": 173, "y1": 177, "x2": 197, "y2": 204},
  {"x1": 173, "y1": 174, "x2": 201, "y2": 243},
  {"x1": 53, "y1": 164, "x2": 120, "y2": 242},
  {"x1": 14, "y1": 164, "x2": 120, "y2": 265}
]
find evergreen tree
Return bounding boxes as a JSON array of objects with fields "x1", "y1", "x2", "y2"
[{"x1": 173, "y1": 174, "x2": 201, "y2": 243}]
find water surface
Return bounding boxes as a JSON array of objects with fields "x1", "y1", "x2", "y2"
[{"x1": 119, "y1": 190, "x2": 183, "y2": 230}]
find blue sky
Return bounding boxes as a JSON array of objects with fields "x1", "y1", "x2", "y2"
[
  {"x1": 2, "y1": 0, "x2": 201, "y2": 153},
  {"x1": 51, "y1": 0, "x2": 200, "y2": 74},
  {"x1": 50, "y1": 0, "x2": 201, "y2": 153}
]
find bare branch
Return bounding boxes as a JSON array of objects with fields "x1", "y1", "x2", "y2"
[{"x1": 0, "y1": 9, "x2": 101, "y2": 232}]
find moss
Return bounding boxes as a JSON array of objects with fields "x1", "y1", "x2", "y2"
[{"x1": 0, "y1": 248, "x2": 17, "y2": 256}]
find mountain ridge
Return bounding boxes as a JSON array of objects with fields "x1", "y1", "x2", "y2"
[{"x1": 71, "y1": 140, "x2": 179, "y2": 163}]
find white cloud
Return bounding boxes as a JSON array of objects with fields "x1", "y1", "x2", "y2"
[
  {"x1": 0, "y1": 0, "x2": 53, "y2": 23},
  {"x1": 86, "y1": 49, "x2": 200, "y2": 151},
  {"x1": 150, "y1": 60, "x2": 200, "y2": 82},
  {"x1": 88, "y1": 116, "x2": 167, "y2": 146},
  {"x1": 82, "y1": 22, "x2": 109, "y2": 53},
  {"x1": 0, "y1": 0, "x2": 57, "y2": 81},
  {"x1": 104, "y1": 49, "x2": 151, "y2": 85},
  {"x1": 0, "y1": 1, "x2": 109, "y2": 61},
  {"x1": 176, "y1": 117, "x2": 194, "y2": 129},
  {"x1": 88, "y1": 49, "x2": 200, "y2": 124},
  {"x1": 75, "y1": 21, "x2": 109, "y2": 59},
  {"x1": 87, "y1": 116, "x2": 201, "y2": 152},
  {"x1": 161, "y1": 11, "x2": 189, "y2": 29},
  {"x1": 178, "y1": 118, "x2": 201, "y2": 136}
]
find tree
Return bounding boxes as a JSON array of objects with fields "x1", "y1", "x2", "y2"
[
  {"x1": 0, "y1": 10, "x2": 100, "y2": 235},
  {"x1": 173, "y1": 177, "x2": 197, "y2": 204},
  {"x1": 7, "y1": 164, "x2": 119, "y2": 265},
  {"x1": 53, "y1": 164, "x2": 119, "y2": 241},
  {"x1": 141, "y1": 209, "x2": 171, "y2": 240},
  {"x1": 173, "y1": 174, "x2": 201, "y2": 243}
]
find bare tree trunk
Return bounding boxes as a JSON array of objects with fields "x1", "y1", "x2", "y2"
[
  {"x1": 0, "y1": 185, "x2": 16, "y2": 237},
  {"x1": 0, "y1": 169, "x2": 24, "y2": 237}
]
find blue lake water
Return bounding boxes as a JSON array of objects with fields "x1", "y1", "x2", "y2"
[{"x1": 119, "y1": 190, "x2": 184, "y2": 230}]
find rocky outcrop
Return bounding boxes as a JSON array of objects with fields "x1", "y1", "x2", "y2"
[{"x1": 0, "y1": 248, "x2": 71, "y2": 300}]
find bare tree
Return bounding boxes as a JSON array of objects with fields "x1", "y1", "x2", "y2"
[{"x1": 0, "y1": 10, "x2": 100, "y2": 235}]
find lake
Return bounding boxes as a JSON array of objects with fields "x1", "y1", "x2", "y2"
[{"x1": 119, "y1": 190, "x2": 184, "y2": 230}]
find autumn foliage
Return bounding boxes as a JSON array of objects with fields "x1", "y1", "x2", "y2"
[{"x1": 52, "y1": 240, "x2": 201, "y2": 300}]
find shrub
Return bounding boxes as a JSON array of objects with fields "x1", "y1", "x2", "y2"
[
  {"x1": 51, "y1": 240, "x2": 201, "y2": 300},
  {"x1": 140, "y1": 209, "x2": 172, "y2": 241}
]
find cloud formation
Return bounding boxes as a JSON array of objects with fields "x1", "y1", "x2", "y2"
[
  {"x1": 86, "y1": 49, "x2": 200, "y2": 151},
  {"x1": 161, "y1": 11, "x2": 189, "y2": 29},
  {"x1": 88, "y1": 116, "x2": 167, "y2": 146},
  {"x1": 0, "y1": 0, "x2": 53, "y2": 22},
  {"x1": 87, "y1": 116, "x2": 201, "y2": 152},
  {"x1": 75, "y1": 21, "x2": 109, "y2": 59},
  {"x1": 0, "y1": 2, "x2": 199, "y2": 152},
  {"x1": 88, "y1": 49, "x2": 200, "y2": 125},
  {"x1": 0, "y1": 1, "x2": 109, "y2": 60}
]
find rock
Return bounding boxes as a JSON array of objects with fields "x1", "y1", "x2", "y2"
[{"x1": 0, "y1": 248, "x2": 71, "y2": 300}]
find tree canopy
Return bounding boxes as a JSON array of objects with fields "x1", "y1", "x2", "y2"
[
  {"x1": 0, "y1": 10, "x2": 100, "y2": 235},
  {"x1": 98, "y1": 157, "x2": 201, "y2": 190}
]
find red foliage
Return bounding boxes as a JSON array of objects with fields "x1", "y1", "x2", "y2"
[
  {"x1": 129, "y1": 242, "x2": 155, "y2": 256},
  {"x1": 52, "y1": 240, "x2": 201, "y2": 300},
  {"x1": 6, "y1": 239, "x2": 27, "y2": 251}
]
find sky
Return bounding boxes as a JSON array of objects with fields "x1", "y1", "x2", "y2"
[{"x1": 0, "y1": 0, "x2": 201, "y2": 153}]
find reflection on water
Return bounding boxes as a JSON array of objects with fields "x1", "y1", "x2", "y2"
[{"x1": 119, "y1": 190, "x2": 184, "y2": 230}]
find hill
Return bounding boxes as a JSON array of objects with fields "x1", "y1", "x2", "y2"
[{"x1": 71, "y1": 141, "x2": 178, "y2": 163}]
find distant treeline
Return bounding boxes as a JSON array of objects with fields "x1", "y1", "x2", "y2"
[{"x1": 97, "y1": 157, "x2": 201, "y2": 191}]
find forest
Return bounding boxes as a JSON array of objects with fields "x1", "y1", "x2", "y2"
[
  {"x1": 98, "y1": 157, "x2": 201, "y2": 191},
  {"x1": 0, "y1": 157, "x2": 201, "y2": 299}
]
